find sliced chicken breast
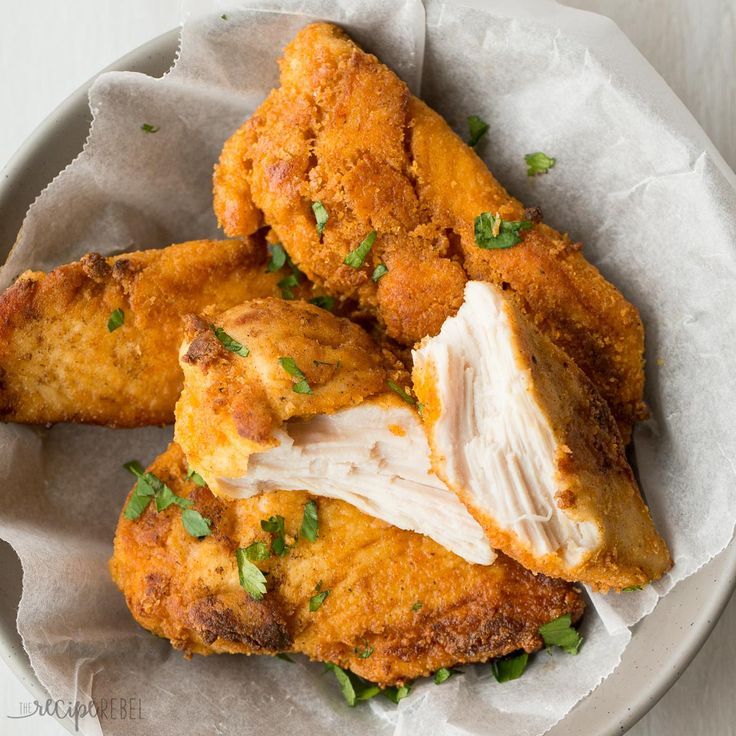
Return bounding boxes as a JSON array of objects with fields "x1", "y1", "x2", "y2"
[
  {"x1": 412, "y1": 281, "x2": 671, "y2": 591},
  {"x1": 217, "y1": 394, "x2": 494, "y2": 565},
  {"x1": 174, "y1": 298, "x2": 494, "y2": 565}
]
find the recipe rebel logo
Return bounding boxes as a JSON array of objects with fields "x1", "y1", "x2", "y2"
[{"x1": 7, "y1": 697, "x2": 143, "y2": 731}]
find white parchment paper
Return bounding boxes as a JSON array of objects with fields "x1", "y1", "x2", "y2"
[{"x1": 1, "y1": 0, "x2": 735, "y2": 734}]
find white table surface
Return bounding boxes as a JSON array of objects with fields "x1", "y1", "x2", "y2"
[{"x1": 0, "y1": 1, "x2": 734, "y2": 735}]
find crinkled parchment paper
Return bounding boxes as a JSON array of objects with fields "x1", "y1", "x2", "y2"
[{"x1": 1, "y1": 0, "x2": 735, "y2": 734}]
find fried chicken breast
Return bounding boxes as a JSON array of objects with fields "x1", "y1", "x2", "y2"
[
  {"x1": 175, "y1": 298, "x2": 493, "y2": 564},
  {"x1": 213, "y1": 22, "x2": 646, "y2": 441},
  {"x1": 110, "y1": 443, "x2": 585, "y2": 686},
  {"x1": 412, "y1": 282, "x2": 671, "y2": 591},
  {"x1": 0, "y1": 237, "x2": 303, "y2": 427}
]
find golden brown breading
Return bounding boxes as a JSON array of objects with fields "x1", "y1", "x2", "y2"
[
  {"x1": 0, "y1": 237, "x2": 307, "y2": 427},
  {"x1": 412, "y1": 281, "x2": 671, "y2": 591},
  {"x1": 213, "y1": 22, "x2": 646, "y2": 441},
  {"x1": 175, "y1": 297, "x2": 404, "y2": 480},
  {"x1": 110, "y1": 443, "x2": 585, "y2": 686}
]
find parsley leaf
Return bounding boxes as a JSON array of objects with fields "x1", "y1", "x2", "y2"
[
  {"x1": 279, "y1": 356, "x2": 312, "y2": 394},
  {"x1": 155, "y1": 482, "x2": 192, "y2": 512},
  {"x1": 538, "y1": 614, "x2": 583, "y2": 655},
  {"x1": 309, "y1": 295, "x2": 335, "y2": 311},
  {"x1": 411, "y1": 601, "x2": 423, "y2": 612},
  {"x1": 141, "y1": 123, "x2": 159, "y2": 133},
  {"x1": 356, "y1": 684, "x2": 382, "y2": 701},
  {"x1": 266, "y1": 243, "x2": 287, "y2": 272},
  {"x1": 123, "y1": 460, "x2": 145, "y2": 476},
  {"x1": 344, "y1": 231, "x2": 377, "y2": 269},
  {"x1": 383, "y1": 685, "x2": 411, "y2": 704},
  {"x1": 123, "y1": 491, "x2": 152, "y2": 521},
  {"x1": 372, "y1": 263, "x2": 388, "y2": 282},
  {"x1": 261, "y1": 515, "x2": 285, "y2": 534},
  {"x1": 261, "y1": 515, "x2": 290, "y2": 556},
  {"x1": 236, "y1": 548, "x2": 267, "y2": 600},
  {"x1": 324, "y1": 664, "x2": 382, "y2": 706},
  {"x1": 181, "y1": 509, "x2": 212, "y2": 538},
  {"x1": 309, "y1": 587, "x2": 330, "y2": 612},
  {"x1": 185, "y1": 468, "x2": 206, "y2": 486},
  {"x1": 301, "y1": 499, "x2": 319, "y2": 542},
  {"x1": 491, "y1": 652, "x2": 528, "y2": 683},
  {"x1": 122, "y1": 462, "x2": 160, "y2": 519},
  {"x1": 324, "y1": 663, "x2": 356, "y2": 706},
  {"x1": 212, "y1": 325, "x2": 249, "y2": 357},
  {"x1": 278, "y1": 273, "x2": 299, "y2": 300},
  {"x1": 622, "y1": 585, "x2": 643, "y2": 592},
  {"x1": 312, "y1": 201, "x2": 329, "y2": 237},
  {"x1": 387, "y1": 380, "x2": 416, "y2": 405},
  {"x1": 220, "y1": 13, "x2": 228, "y2": 20},
  {"x1": 467, "y1": 115, "x2": 489, "y2": 147},
  {"x1": 276, "y1": 653, "x2": 294, "y2": 663},
  {"x1": 525, "y1": 151, "x2": 556, "y2": 176},
  {"x1": 474, "y1": 212, "x2": 533, "y2": 250},
  {"x1": 122, "y1": 462, "x2": 205, "y2": 537},
  {"x1": 244, "y1": 541, "x2": 270, "y2": 561},
  {"x1": 355, "y1": 643, "x2": 374, "y2": 659},
  {"x1": 107, "y1": 308, "x2": 124, "y2": 332},
  {"x1": 271, "y1": 536, "x2": 289, "y2": 556},
  {"x1": 434, "y1": 668, "x2": 462, "y2": 685}
]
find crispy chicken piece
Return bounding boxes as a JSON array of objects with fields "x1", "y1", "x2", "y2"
[
  {"x1": 175, "y1": 298, "x2": 493, "y2": 564},
  {"x1": 412, "y1": 282, "x2": 671, "y2": 591},
  {"x1": 213, "y1": 22, "x2": 646, "y2": 441},
  {"x1": 0, "y1": 237, "x2": 307, "y2": 427},
  {"x1": 110, "y1": 443, "x2": 585, "y2": 686}
]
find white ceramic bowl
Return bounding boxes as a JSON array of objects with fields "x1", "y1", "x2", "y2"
[{"x1": 0, "y1": 27, "x2": 734, "y2": 736}]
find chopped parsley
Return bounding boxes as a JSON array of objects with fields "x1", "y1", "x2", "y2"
[
  {"x1": 185, "y1": 468, "x2": 205, "y2": 486},
  {"x1": 266, "y1": 243, "x2": 287, "y2": 272},
  {"x1": 383, "y1": 685, "x2": 411, "y2": 704},
  {"x1": 107, "y1": 308, "x2": 124, "y2": 332},
  {"x1": 141, "y1": 123, "x2": 159, "y2": 133},
  {"x1": 261, "y1": 515, "x2": 290, "y2": 556},
  {"x1": 387, "y1": 380, "x2": 416, "y2": 406},
  {"x1": 181, "y1": 509, "x2": 212, "y2": 538},
  {"x1": 267, "y1": 243, "x2": 304, "y2": 299},
  {"x1": 312, "y1": 201, "x2": 329, "y2": 238},
  {"x1": 124, "y1": 461, "x2": 189, "y2": 517},
  {"x1": 344, "y1": 231, "x2": 377, "y2": 269},
  {"x1": 355, "y1": 643, "x2": 374, "y2": 659},
  {"x1": 434, "y1": 667, "x2": 462, "y2": 685},
  {"x1": 212, "y1": 325, "x2": 249, "y2": 357},
  {"x1": 309, "y1": 295, "x2": 335, "y2": 311},
  {"x1": 153, "y1": 482, "x2": 192, "y2": 513},
  {"x1": 301, "y1": 499, "x2": 319, "y2": 542},
  {"x1": 220, "y1": 13, "x2": 228, "y2": 20},
  {"x1": 123, "y1": 461, "x2": 210, "y2": 537},
  {"x1": 525, "y1": 151, "x2": 556, "y2": 176},
  {"x1": 236, "y1": 548, "x2": 267, "y2": 600},
  {"x1": 411, "y1": 601, "x2": 423, "y2": 612},
  {"x1": 279, "y1": 356, "x2": 312, "y2": 394},
  {"x1": 276, "y1": 653, "x2": 294, "y2": 663},
  {"x1": 278, "y1": 273, "x2": 300, "y2": 300},
  {"x1": 474, "y1": 212, "x2": 533, "y2": 250},
  {"x1": 372, "y1": 263, "x2": 388, "y2": 282},
  {"x1": 467, "y1": 115, "x2": 489, "y2": 147},
  {"x1": 538, "y1": 614, "x2": 583, "y2": 655},
  {"x1": 491, "y1": 652, "x2": 528, "y2": 683},
  {"x1": 244, "y1": 541, "x2": 270, "y2": 561},
  {"x1": 123, "y1": 460, "x2": 145, "y2": 475},
  {"x1": 324, "y1": 664, "x2": 382, "y2": 706},
  {"x1": 309, "y1": 581, "x2": 330, "y2": 612},
  {"x1": 622, "y1": 585, "x2": 643, "y2": 592}
]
